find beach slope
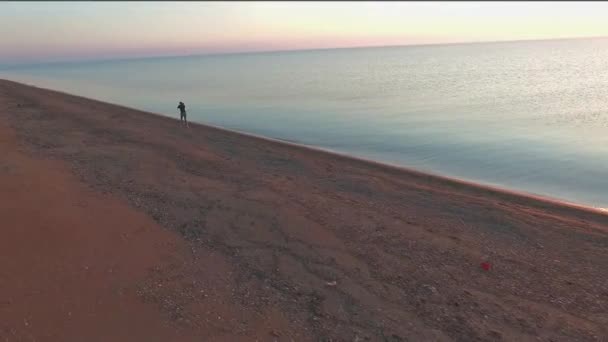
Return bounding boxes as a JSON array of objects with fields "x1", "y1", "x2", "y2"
[{"x1": 1, "y1": 79, "x2": 607, "y2": 341}]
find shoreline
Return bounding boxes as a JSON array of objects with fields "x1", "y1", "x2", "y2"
[
  {"x1": 5, "y1": 78, "x2": 608, "y2": 222},
  {"x1": 203, "y1": 121, "x2": 608, "y2": 219},
  {"x1": 2, "y1": 78, "x2": 608, "y2": 340}
]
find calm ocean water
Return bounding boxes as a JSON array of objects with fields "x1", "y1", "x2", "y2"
[{"x1": 3, "y1": 38, "x2": 608, "y2": 208}]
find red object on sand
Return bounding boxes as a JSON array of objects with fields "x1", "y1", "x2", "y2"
[{"x1": 481, "y1": 262, "x2": 491, "y2": 271}]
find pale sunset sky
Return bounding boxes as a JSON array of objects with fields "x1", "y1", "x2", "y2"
[{"x1": 1, "y1": 1, "x2": 608, "y2": 65}]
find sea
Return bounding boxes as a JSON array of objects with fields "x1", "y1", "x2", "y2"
[{"x1": 3, "y1": 37, "x2": 608, "y2": 208}]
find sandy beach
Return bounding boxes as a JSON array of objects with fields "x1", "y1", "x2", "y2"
[{"x1": 1, "y1": 79, "x2": 607, "y2": 341}]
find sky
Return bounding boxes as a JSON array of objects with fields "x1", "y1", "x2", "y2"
[{"x1": 1, "y1": 1, "x2": 608, "y2": 65}]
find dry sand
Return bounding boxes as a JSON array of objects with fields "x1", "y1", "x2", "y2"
[{"x1": 1, "y1": 79, "x2": 607, "y2": 341}]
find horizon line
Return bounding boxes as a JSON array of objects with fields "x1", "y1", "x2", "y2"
[{"x1": 2, "y1": 34, "x2": 608, "y2": 70}]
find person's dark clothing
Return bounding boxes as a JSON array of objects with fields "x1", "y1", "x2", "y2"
[{"x1": 177, "y1": 102, "x2": 187, "y2": 125}]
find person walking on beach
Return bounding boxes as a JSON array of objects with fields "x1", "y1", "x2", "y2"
[{"x1": 177, "y1": 101, "x2": 188, "y2": 127}]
